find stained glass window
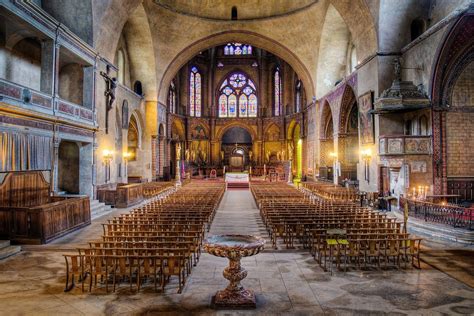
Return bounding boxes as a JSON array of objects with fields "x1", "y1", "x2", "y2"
[
  {"x1": 274, "y1": 68, "x2": 282, "y2": 116},
  {"x1": 218, "y1": 72, "x2": 257, "y2": 118},
  {"x1": 168, "y1": 80, "x2": 176, "y2": 113},
  {"x1": 223, "y1": 43, "x2": 253, "y2": 56},
  {"x1": 228, "y1": 94, "x2": 237, "y2": 117},
  {"x1": 189, "y1": 66, "x2": 201, "y2": 117}
]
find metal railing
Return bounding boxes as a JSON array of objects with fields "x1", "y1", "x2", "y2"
[{"x1": 400, "y1": 197, "x2": 473, "y2": 230}]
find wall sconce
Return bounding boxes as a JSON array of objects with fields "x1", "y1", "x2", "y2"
[
  {"x1": 123, "y1": 151, "x2": 132, "y2": 161},
  {"x1": 361, "y1": 148, "x2": 372, "y2": 183},
  {"x1": 103, "y1": 149, "x2": 113, "y2": 183}
]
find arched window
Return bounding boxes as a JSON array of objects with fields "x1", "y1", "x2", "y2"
[
  {"x1": 117, "y1": 49, "x2": 125, "y2": 84},
  {"x1": 350, "y1": 45, "x2": 357, "y2": 72},
  {"x1": 134, "y1": 81, "x2": 143, "y2": 96},
  {"x1": 231, "y1": 6, "x2": 238, "y2": 20},
  {"x1": 218, "y1": 72, "x2": 257, "y2": 118},
  {"x1": 274, "y1": 68, "x2": 282, "y2": 116},
  {"x1": 189, "y1": 66, "x2": 201, "y2": 117},
  {"x1": 168, "y1": 80, "x2": 176, "y2": 114},
  {"x1": 295, "y1": 80, "x2": 302, "y2": 113},
  {"x1": 224, "y1": 43, "x2": 253, "y2": 56}
]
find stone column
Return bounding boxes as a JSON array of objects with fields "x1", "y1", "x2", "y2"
[
  {"x1": 92, "y1": 136, "x2": 99, "y2": 198},
  {"x1": 79, "y1": 142, "x2": 93, "y2": 197},
  {"x1": 52, "y1": 134, "x2": 60, "y2": 193}
]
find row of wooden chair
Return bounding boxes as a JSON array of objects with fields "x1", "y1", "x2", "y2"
[
  {"x1": 251, "y1": 182, "x2": 422, "y2": 271},
  {"x1": 63, "y1": 182, "x2": 225, "y2": 293}
]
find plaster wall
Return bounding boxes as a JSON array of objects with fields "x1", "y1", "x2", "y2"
[{"x1": 0, "y1": 46, "x2": 41, "y2": 91}]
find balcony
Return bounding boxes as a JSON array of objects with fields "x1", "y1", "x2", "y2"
[{"x1": 379, "y1": 135, "x2": 431, "y2": 156}]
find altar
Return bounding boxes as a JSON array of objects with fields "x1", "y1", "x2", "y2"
[{"x1": 225, "y1": 172, "x2": 250, "y2": 189}]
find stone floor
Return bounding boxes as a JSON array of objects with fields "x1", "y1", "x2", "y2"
[{"x1": 0, "y1": 189, "x2": 474, "y2": 315}]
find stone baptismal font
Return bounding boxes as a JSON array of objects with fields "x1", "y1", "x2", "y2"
[{"x1": 203, "y1": 235, "x2": 265, "y2": 308}]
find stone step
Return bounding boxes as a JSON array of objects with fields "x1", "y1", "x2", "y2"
[
  {"x1": 90, "y1": 199, "x2": 113, "y2": 220},
  {"x1": 0, "y1": 241, "x2": 21, "y2": 260}
]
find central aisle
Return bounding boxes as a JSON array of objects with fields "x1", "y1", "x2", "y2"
[{"x1": 209, "y1": 188, "x2": 269, "y2": 238}]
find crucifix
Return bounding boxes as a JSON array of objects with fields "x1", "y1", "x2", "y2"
[{"x1": 100, "y1": 68, "x2": 117, "y2": 134}]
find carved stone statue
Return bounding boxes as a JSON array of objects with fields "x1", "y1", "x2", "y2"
[
  {"x1": 220, "y1": 150, "x2": 225, "y2": 161},
  {"x1": 176, "y1": 143, "x2": 181, "y2": 160},
  {"x1": 393, "y1": 57, "x2": 402, "y2": 82},
  {"x1": 248, "y1": 150, "x2": 253, "y2": 162}
]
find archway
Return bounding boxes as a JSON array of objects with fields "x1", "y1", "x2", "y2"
[
  {"x1": 338, "y1": 86, "x2": 359, "y2": 182},
  {"x1": 221, "y1": 126, "x2": 253, "y2": 172},
  {"x1": 58, "y1": 141, "x2": 79, "y2": 194},
  {"x1": 126, "y1": 114, "x2": 141, "y2": 179},
  {"x1": 158, "y1": 31, "x2": 315, "y2": 105},
  {"x1": 170, "y1": 119, "x2": 186, "y2": 179},
  {"x1": 431, "y1": 11, "x2": 474, "y2": 197},
  {"x1": 319, "y1": 101, "x2": 335, "y2": 180}
]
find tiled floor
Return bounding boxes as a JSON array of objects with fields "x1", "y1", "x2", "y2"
[{"x1": 0, "y1": 189, "x2": 473, "y2": 315}]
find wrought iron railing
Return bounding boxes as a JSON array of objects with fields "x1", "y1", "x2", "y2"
[{"x1": 400, "y1": 197, "x2": 473, "y2": 230}]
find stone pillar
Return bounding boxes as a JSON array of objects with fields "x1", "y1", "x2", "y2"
[
  {"x1": 92, "y1": 136, "x2": 99, "y2": 198},
  {"x1": 53, "y1": 43, "x2": 60, "y2": 99},
  {"x1": 151, "y1": 135, "x2": 158, "y2": 180},
  {"x1": 158, "y1": 135, "x2": 165, "y2": 177},
  {"x1": 79, "y1": 142, "x2": 93, "y2": 197},
  {"x1": 40, "y1": 39, "x2": 55, "y2": 95},
  {"x1": 52, "y1": 134, "x2": 60, "y2": 193}
]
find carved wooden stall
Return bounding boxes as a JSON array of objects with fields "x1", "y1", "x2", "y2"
[
  {"x1": 96, "y1": 182, "x2": 144, "y2": 208},
  {"x1": 0, "y1": 171, "x2": 90, "y2": 244}
]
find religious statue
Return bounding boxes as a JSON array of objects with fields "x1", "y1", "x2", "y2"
[
  {"x1": 248, "y1": 150, "x2": 253, "y2": 162},
  {"x1": 277, "y1": 151, "x2": 281, "y2": 161},
  {"x1": 265, "y1": 150, "x2": 270, "y2": 163},
  {"x1": 191, "y1": 149, "x2": 196, "y2": 163},
  {"x1": 220, "y1": 150, "x2": 225, "y2": 161},
  {"x1": 393, "y1": 57, "x2": 402, "y2": 82},
  {"x1": 280, "y1": 149, "x2": 286, "y2": 161},
  {"x1": 201, "y1": 150, "x2": 207, "y2": 164},
  {"x1": 100, "y1": 69, "x2": 117, "y2": 134},
  {"x1": 176, "y1": 143, "x2": 181, "y2": 160}
]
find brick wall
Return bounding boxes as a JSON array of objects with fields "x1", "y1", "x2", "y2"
[
  {"x1": 446, "y1": 112, "x2": 474, "y2": 176},
  {"x1": 452, "y1": 62, "x2": 474, "y2": 107}
]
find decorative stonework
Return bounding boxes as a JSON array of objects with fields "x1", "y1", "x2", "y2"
[{"x1": 379, "y1": 136, "x2": 431, "y2": 156}]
